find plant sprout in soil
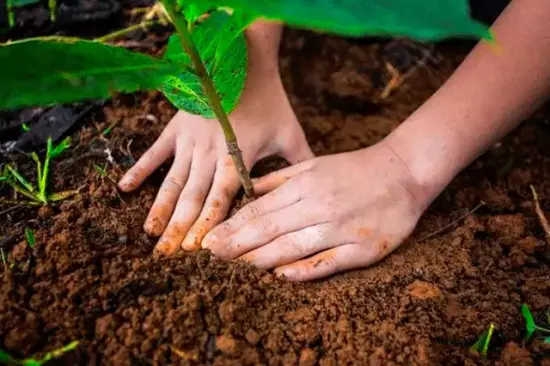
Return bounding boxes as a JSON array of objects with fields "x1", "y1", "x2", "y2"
[
  {"x1": 521, "y1": 303, "x2": 550, "y2": 344},
  {"x1": 470, "y1": 322, "x2": 495, "y2": 357},
  {"x1": 0, "y1": 137, "x2": 76, "y2": 206}
]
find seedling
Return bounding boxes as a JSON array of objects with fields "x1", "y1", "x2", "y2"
[
  {"x1": 24, "y1": 228, "x2": 35, "y2": 248},
  {"x1": 6, "y1": 0, "x2": 56, "y2": 28},
  {"x1": 21, "y1": 123, "x2": 30, "y2": 132},
  {"x1": 470, "y1": 322, "x2": 495, "y2": 357},
  {"x1": 521, "y1": 304, "x2": 550, "y2": 344},
  {"x1": 94, "y1": 164, "x2": 126, "y2": 202},
  {"x1": 0, "y1": 137, "x2": 77, "y2": 206},
  {"x1": 0, "y1": 1, "x2": 492, "y2": 201},
  {"x1": 0, "y1": 340, "x2": 79, "y2": 365}
]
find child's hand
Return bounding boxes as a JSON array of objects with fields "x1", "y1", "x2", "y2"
[
  {"x1": 202, "y1": 141, "x2": 432, "y2": 281},
  {"x1": 118, "y1": 71, "x2": 313, "y2": 255}
]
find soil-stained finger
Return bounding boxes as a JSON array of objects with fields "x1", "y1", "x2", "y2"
[
  {"x1": 143, "y1": 151, "x2": 192, "y2": 237},
  {"x1": 202, "y1": 178, "x2": 303, "y2": 251},
  {"x1": 180, "y1": 162, "x2": 241, "y2": 251},
  {"x1": 209, "y1": 200, "x2": 322, "y2": 260},
  {"x1": 154, "y1": 150, "x2": 216, "y2": 256},
  {"x1": 274, "y1": 244, "x2": 366, "y2": 281},
  {"x1": 238, "y1": 223, "x2": 335, "y2": 269}
]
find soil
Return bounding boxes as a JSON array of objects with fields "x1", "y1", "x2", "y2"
[{"x1": 2, "y1": 7, "x2": 550, "y2": 366}]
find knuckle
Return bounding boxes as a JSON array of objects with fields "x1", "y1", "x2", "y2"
[
  {"x1": 244, "y1": 202, "x2": 261, "y2": 219},
  {"x1": 255, "y1": 216, "x2": 277, "y2": 236},
  {"x1": 162, "y1": 176, "x2": 184, "y2": 192}
]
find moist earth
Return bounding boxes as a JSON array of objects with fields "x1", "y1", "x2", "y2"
[{"x1": 1, "y1": 8, "x2": 550, "y2": 366}]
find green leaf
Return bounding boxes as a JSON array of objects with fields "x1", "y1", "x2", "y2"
[
  {"x1": 5, "y1": 165, "x2": 34, "y2": 193},
  {"x1": 192, "y1": 0, "x2": 492, "y2": 41},
  {"x1": 470, "y1": 323, "x2": 494, "y2": 357},
  {"x1": 522, "y1": 304, "x2": 537, "y2": 342},
  {"x1": 544, "y1": 337, "x2": 550, "y2": 344},
  {"x1": 0, "y1": 37, "x2": 180, "y2": 110},
  {"x1": 179, "y1": 2, "x2": 213, "y2": 26},
  {"x1": 161, "y1": 10, "x2": 247, "y2": 118},
  {"x1": 49, "y1": 137, "x2": 71, "y2": 159},
  {"x1": 25, "y1": 228, "x2": 35, "y2": 248}
]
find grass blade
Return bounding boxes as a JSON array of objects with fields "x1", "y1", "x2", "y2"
[
  {"x1": 6, "y1": 165, "x2": 35, "y2": 193},
  {"x1": 49, "y1": 190, "x2": 78, "y2": 202},
  {"x1": 521, "y1": 304, "x2": 537, "y2": 342},
  {"x1": 25, "y1": 228, "x2": 35, "y2": 248},
  {"x1": 470, "y1": 323, "x2": 494, "y2": 357},
  {"x1": 31, "y1": 152, "x2": 42, "y2": 190}
]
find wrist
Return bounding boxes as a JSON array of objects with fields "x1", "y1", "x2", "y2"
[{"x1": 383, "y1": 119, "x2": 463, "y2": 207}]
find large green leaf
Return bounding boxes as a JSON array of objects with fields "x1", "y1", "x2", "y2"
[
  {"x1": 0, "y1": 37, "x2": 180, "y2": 110},
  {"x1": 161, "y1": 10, "x2": 248, "y2": 118},
  {"x1": 189, "y1": 0, "x2": 491, "y2": 41}
]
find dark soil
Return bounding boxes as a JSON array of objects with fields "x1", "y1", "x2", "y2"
[{"x1": 2, "y1": 11, "x2": 550, "y2": 366}]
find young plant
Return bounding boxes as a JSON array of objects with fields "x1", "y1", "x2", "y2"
[
  {"x1": 6, "y1": 0, "x2": 56, "y2": 28},
  {"x1": 0, "y1": 0, "x2": 492, "y2": 200},
  {"x1": 0, "y1": 341, "x2": 79, "y2": 366},
  {"x1": 470, "y1": 322, "x2": 495, "y2": 357},
  {"x1": 0, "y1": 137, "x2": 76, "y2": 206},
  {"x1": 94, "y1": 163, "x2": 125, "y2": 202},
  {"x1": 521, "y1": 303, "x2": 550, "y2": 343}
]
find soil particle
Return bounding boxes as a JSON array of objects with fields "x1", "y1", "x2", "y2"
[
  {"x1": 499, "y1": 342, "x2": 533, "y2": 366},
  {"x1": 407, "y1": 280, "x2": 443, "y2": 300}
]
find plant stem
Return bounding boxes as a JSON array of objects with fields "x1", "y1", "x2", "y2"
[
  {"x1": 49, "y1": 0, "x2": 56, "y2": 22},
  {"x1": 7, "y1": 0, "x2": 15, "y2": 28},
  {"x1": 95, "y1": 20, "x2": 159, "y2": 43},
  {"x1": 160, "y1": 0, "x2": 255, "y2": 198}
]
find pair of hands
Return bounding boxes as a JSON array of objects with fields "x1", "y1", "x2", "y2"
[{"x1": 118, "y1": 67, "x2": 429, "y2": 281}]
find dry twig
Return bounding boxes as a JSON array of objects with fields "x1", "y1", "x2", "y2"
[{"x1": 530, "y1": 185, "x2": 550, "y2": 245}]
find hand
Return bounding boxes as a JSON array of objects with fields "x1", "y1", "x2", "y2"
[
  {"x1": 203, "y1": 141, "x2": 434, "y2": 281},
  {"x1": 118, "y1": 70, "x2": 313, "y2": 255}
]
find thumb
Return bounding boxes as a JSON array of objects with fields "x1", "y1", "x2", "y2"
[{"x1": 253, "y1": 158, "x2": 315, "y2": 195}]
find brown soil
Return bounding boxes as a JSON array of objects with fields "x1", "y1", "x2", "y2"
[{"x1": 2, "y1": 29, "x2": 550, "y2": 365}]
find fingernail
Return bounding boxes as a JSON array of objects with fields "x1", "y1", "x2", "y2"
[
  {"x1": 276, "y1": 268, "x2": 296, "y2": 279},
  {"x1": 155, "y1": 240, "x2": 176, "y2": 256},
  {"x1": 118, "y1": 175, "x2": 134, "y2": 190}
]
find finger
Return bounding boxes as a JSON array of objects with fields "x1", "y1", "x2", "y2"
[
  {"x1": 180, "y1": 162, "x2": 241, "y2": 251},
  {"x1": 143, "y1": 151, "x2": 192, "y2": 237},
  {"x1": 203, "y1": 178, "x2": 304, "y2": 250},
  {"x1": 252, "y1": 159, "x2": 315, "y2": 195},
  {"x1": 154, "y1": 150, "x2": 216, "y2": 255},
  {"x1": 239, "y1": 223, "x2": 336, "y2": 269},
  {"x1": 119, "y1": 133, "x2": 174, "y2": 192},
  {"x1": 274, "y1": 244, "x2": 368, "y2": 282},
  {"x1": 207, "y1": 200, "x2": 323, "y2": 260}
]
